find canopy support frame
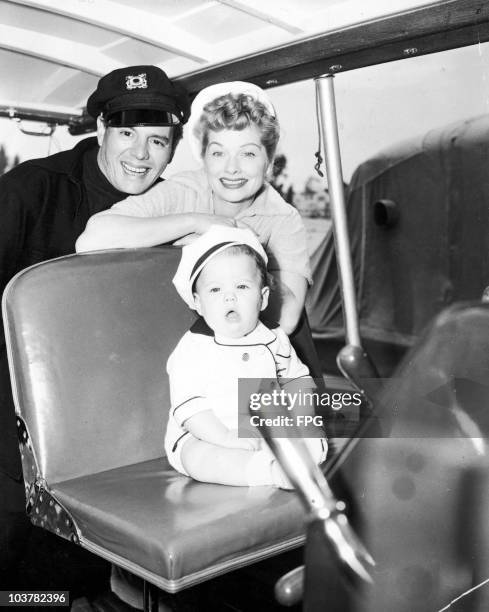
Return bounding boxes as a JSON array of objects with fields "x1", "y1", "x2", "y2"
[{"x1": 314, "y1": 74, "x2": 360, "y2": 348}]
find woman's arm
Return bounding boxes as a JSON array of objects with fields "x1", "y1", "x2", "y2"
[
  {"x1": 260, "y1": 198, "x2": 311, "y2": 333},
  {"x1": 75, "y1": 210, "x2": 237, "y2": 252},
  {"x1": 268, "y1": 271, "x2": 308, "y2": 334},
  {"x1": 76, "y1": 173, "x2": 239, "y2": 252}
]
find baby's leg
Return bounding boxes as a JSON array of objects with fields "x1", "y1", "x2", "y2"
[
  {"x1": 180, "y1": 437, "x2": 292, "y2": 488},
  {"x1": 304, "y1": 437, "x2": 328, "y2": 464}
]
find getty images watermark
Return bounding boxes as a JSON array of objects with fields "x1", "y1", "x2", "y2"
[
  {"x1": 239, "y1": 375, "x2": 489, "y2": 439},
  {"x1": 248, "y1": 386, "x2": 362, "y2": 426},
  {"x1": 238, "y1": 378, "x2": 363, "y2": 438}
]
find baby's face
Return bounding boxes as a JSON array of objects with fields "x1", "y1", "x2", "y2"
[{"x1": 193, "y1": 251, "x2": 269, "y2": 339}]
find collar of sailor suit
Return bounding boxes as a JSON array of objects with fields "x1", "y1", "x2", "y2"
[
  {"x1": 189, "y1": 317, "x2": 277, "y2": 346},
  {"x1": 213, "y1": 320, "x2": 277, "y2": 346}
]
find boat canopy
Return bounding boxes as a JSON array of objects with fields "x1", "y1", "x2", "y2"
[
  {"x1": 307, "y1": 113, "x2": 489, "y2": 344},
  {"x1": 1, "y1": 0, "x2": 489, "y2": 132}
]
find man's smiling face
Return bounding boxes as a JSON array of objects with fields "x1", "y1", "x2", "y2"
[{"x1": 96, "y1": 118, "x2": 173, "y2": 194}]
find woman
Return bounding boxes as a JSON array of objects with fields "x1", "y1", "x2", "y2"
[{"x1": 76, "y1": 82, "x2": 311, "y2": 333}]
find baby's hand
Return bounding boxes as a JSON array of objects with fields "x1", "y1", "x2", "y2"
[{"x1": 223, "y1": 429, "x2": 262, "y2": 451}]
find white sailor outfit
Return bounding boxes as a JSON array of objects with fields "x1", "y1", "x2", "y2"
[{"x1": 165, "y1": 317, "x2": 327, "y2": 475}]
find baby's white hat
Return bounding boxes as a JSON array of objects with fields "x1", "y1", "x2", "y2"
[
  {"x1": 173, "y1": 225, "x2": 268, "y2": 309},
  {"x1": 186, "y1": 81, "x2": 276, "y2": 163}
]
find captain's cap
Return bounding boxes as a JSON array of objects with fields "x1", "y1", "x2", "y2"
[
  {"x1": 87, "y1": 65, "x2": 190, "y2": 126},
  {"x1": 173, "y1": 226, "x2": 268, "y2": 309},
  {"x1": 186, "y1": 81, "x2": 276, "y2": 162}
]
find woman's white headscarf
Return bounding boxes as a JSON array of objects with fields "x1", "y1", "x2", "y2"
[{"x1": 186, "y1": 81, "x2": 276, "y2": 163}]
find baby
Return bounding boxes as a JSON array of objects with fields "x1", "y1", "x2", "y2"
[{"x1": 165, "y1": 226, "x2": 327, "y2": 487}]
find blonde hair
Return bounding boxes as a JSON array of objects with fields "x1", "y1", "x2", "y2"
[{"x1": 193, "y1": 93, "x2": 279, "y2": 162}]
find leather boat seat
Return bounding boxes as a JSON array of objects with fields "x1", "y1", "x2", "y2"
[{"x1": 2, "y1": 247, "x2": 311, "y2": 593}]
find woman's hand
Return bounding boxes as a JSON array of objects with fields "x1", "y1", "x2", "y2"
[
  {"x1": 173, "y1": 214, "x2": 256, "y2": 246},
  {"x1": 193, "y1": 213, "x2": 238, "y2": 234},
  {"x1": 173, "y1": 214, "x2": 248, "y2": 245}
]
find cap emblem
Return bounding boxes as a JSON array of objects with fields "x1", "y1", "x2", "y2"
[{"x1": 125, "y1": 73, "x2": 148, "y2": 90}]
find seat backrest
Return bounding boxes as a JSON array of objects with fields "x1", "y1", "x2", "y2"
[{"x1": 2, "y1": 248, "x2": 195, "y2": 484}]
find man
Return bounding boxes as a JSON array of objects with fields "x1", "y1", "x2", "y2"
[{"x1": 0, "y1": 65, "x2": 189, "y2": 590}]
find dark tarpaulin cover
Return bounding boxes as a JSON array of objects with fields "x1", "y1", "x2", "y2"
[{"x1": 306, "y1": 114, "x2": 489, "y2": 346}]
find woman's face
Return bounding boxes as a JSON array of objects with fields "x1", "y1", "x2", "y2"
[{"x1": 203, "y1": 125, "x2": 270, "y2": 211}]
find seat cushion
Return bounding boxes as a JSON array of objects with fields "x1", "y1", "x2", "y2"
[{"x1": 52, "y1": 457, "x2": 305, "y2": 592}]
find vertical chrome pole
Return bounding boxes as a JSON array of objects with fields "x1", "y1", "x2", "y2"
[{"x1": 315, "y1": 74, "x2": 361, "y2": 348}]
